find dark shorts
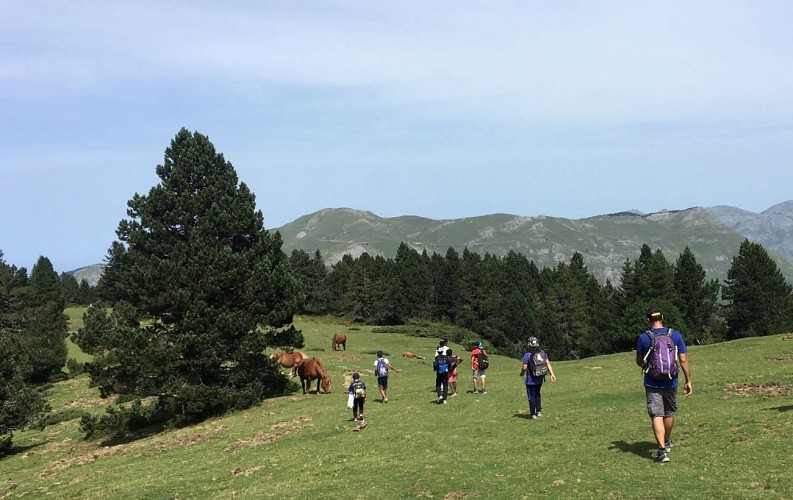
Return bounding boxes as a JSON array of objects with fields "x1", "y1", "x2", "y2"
[
  {"x1": 377, "y1": 376, "x2": 388, "y2": 390},
  {"x1": 646, "y1": 387, "x2": 678, "y2": 418}
]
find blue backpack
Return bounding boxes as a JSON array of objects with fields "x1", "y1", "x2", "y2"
[
  {"x1": 436, "y1": 354, "x2": 450, "y2": 374},
  {"x1": 643, "y1": 328, "x2": 679, "y2": 380}
]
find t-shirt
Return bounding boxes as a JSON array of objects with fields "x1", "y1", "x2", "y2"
[
  {"x1": 636, "y1": 327, "x2": 688, "y2": 389},
  {"x1": 436, "y1": 346, "x2": 450, "y2": 357},
  {"x1": 471, "y1": 348, "x2": 487, "y2": 370},
  {"x1": 373, "y1": 358, "x2": 390, "y2": 377},
  {"x1": 522, "y1": 351, "x2": 546, "y2": 385}
]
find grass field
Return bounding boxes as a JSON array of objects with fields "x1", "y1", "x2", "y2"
[{"x1": 3, "y1": 312, "x2": 792, "y2": 499}]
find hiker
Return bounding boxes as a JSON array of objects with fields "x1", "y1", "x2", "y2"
[
  {"x1": 373, "y1": 350, "x2": 400, "y2": 403},
  {"x1": 448, "y1": 352, "x2": 463, "y2": 396},
  {"x1": 471, "y1": 342, "x2": 488, "y2": 394},
  {"x1": 433, "y1": 348, "x2": 452, "y2": 404},
  {"x1": 635, "y1": 306, "x2": 692, "y2": 463},
  {"x1": 519, "y1": 337, "x2": 556, "y2": 419},
  {"x1": 347, "y1": 372, "x2": 367, "y2": 421},
  {"x1": 435, "y1": 338, "x2": 450, "y2": 357}
]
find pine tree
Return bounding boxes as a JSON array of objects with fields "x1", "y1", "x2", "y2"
[
  {"x1": 288, "y1": 249, "x2": 328, "y2": 315},
  {"x1": 674, "y1": 247, "x2": 720, "y2": 340},
  {"x1": 74, "y1": 129, "x2": 300, "y2": 430},
  {"x1": 0, "y1": 251, "x2": 48, "y2": 454},
  {"x1": 723, "y1": 239, "x2": 793, "y2": 338},
  {"x1": 60, "y1": 273, "x2": 80, "y2": 305},
  {"x1": 23, "y1": 256, "x2": 68, "y2": 382}
]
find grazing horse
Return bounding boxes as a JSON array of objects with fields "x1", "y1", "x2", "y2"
[
  {"x1": 270, "y1": 351, "x2": 306, "y2": 377},
  {"x1": 331, "y1": 333, "x2": 347, "y2": 351},
  {"x1": 296, "y1": 357, "x2": 332, "y2": 394}
]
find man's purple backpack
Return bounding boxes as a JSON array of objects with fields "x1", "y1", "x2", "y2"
[{"x1": 642, "y1": 328, "x2": 679, "y2": 380}]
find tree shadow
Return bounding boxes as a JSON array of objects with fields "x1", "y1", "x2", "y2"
[
  {"x1": 4, "y1": 440, "x2": 45, "y2": 457},
  {"x1": 767, "y1": 404, "x2": 793, "y2": 413},
  {"x1": 609, "y1": 440, "x2": 655, "y2": 459}
]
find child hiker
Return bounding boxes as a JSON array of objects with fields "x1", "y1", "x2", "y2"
[{"x1": 348, "y1": 372, "x2": 367, "y2": 421}]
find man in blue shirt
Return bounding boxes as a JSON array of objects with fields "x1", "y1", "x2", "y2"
[{"x1": 635, "y1": 306, "x2": 692, "y2": 463}]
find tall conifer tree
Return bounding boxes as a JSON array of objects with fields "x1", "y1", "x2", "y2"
[
  {"x1": 74, "y1": 129, "x2": 300, "y2": 428},
  {"x1": 723, "y1": 239, "x2": 793, "y2": 338}
]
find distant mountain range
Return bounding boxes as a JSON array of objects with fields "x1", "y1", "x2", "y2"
[
  {"x1": 274, "y1": 201, "x2": 793, "y2": 285},
  {"x1": 69, "y1": 201, "x2": 793, "y2": 286}
]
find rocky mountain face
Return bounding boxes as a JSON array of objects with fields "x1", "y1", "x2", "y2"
[
  {"x1": 275, "y1": 204, "x2": 793, "y2": 285},
  {"x1": 66, "y1": 264, "x2": 105, "y2": 287},
  {"x1": 706, "y1": 201, "x2": 793, "y2": 260}
]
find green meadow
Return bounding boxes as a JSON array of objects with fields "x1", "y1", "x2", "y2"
[{"x1": 2, "y1": 310, "x2": 792, "y2": 499}]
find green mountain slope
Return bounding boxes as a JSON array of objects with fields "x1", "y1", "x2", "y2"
[{"x1": 276, "y1": 207, "x2": 793, "y2": 284}]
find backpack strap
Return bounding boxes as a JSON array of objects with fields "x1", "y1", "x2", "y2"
[{"x1": 642, "y1": 331, "x2": 653, "y2": 363}]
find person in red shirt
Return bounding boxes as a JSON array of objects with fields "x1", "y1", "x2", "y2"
[{"x1": 471, "y1": 342, "x2": 488, "y2": 394}]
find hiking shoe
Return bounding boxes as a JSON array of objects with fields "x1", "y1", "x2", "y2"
[
  {"x1": 383, "y1": 398, "x2": 388, "y2": 403},
  {"x1": 442, "y1": 399, "x2": 447, "y2": 404},
  {"x1": 482, "y1": 390, "x2": 488, "y2": 394},
  {"x1": 664, "y1": 439, "x2": 673, "y2": 452},
  {"x1": 654, "y1": 450, "x2": 670, "y2": 463},
  {"x1": 536, "y1": 412, "x2": 542, "y2": 417},
  {"x1": 438, "y1": 397, "x2": 444, "y2": 404},
  {"x1": 529, "y1": 414, "x2": 538, "y2": 420}
]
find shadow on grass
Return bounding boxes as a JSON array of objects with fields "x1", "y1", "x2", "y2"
[
  {"x1": 767, "y1": 404, "x2": 793, "y2": 413},
  {"x1": 5, "y1": 441, "x2": 45, "y2": 457},
  {"x1": 512, "y1": 412, "x2": 534, "y2": 420},
  {"x1": 609, "y1": 440, "x2": 655, "y2": 459}
]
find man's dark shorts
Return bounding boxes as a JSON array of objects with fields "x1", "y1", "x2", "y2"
[
  {"x1": 377, "y1": 376, "x2": 388, "y2": 390},
  {"x1": 646, "y1": 387, "x2": 678, "y2": 418}
]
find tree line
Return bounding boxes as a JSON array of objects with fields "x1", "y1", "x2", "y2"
[
  {"x1": 3, "y1": 128, "x2": 792, "y2": 450},
  {"x1": 287, "y1": 239, "x2": 793, "y2": 360}
]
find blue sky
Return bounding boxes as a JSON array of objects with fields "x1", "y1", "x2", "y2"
[{"x1": 2, "y1": 1, "x2": 792, "y2": 273}]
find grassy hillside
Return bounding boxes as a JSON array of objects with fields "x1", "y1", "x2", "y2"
[
  {"x1": 4, "y1": 315, "x2": 792, "y2": 498},
  {"x1": 275, "y1": 207, "x2": 793, "y2": 284}
]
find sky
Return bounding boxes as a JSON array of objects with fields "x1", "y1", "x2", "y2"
[{"x1": 2, "y1": 1, "x2": 793, "y2": 273}]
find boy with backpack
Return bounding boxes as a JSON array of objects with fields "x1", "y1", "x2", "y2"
[
  {"x1": 635, "y1": 306, "x2": 692, "y2": 463},
  {"x1": 471, "y1": 342, "x2": 489, "y2": 394},
  {"x1": 519, "y1": 337, "x2": 556, "y2": 419},
  {"x1": 373, "y1": 350, "x2": 400, "y2": 403},
  {"x1": 433, "y1": 348, "x2": 453, "y2": 404},
  {"x1": 347, "y1": 372, "x2": 367, "y2": 421}
]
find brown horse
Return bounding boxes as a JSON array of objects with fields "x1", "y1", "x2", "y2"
[
  {"x1": 270, "y1": 351, "x2": 306, "y2": 377},
  {"x1": 296, "y1": 357, "x2": 332, "y2": 394},
  {"x1": 331, "y1": 333, "x2": 347, "y2": 351}
]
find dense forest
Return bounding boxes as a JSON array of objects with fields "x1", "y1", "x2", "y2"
[{"x1": 285, "y1": 238, "x2": 793, "y2": 360}]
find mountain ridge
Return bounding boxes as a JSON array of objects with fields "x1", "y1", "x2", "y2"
[
  {"x1": 70, "y1": 201, "x2": 793, "y2": 287},
  {"x1": 275, "y1": 202, "x2": 793, "y2": 285}
]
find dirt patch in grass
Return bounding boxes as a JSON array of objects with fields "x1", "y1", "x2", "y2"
[
  {"x1": 39, "y1": 443, "x2": 128, "y2": 478},
  {"x1": 444, "y1": 491, "x2": 471, "y2": 499},
  {"x1": 775, "y1": 354, "x2": 793, "y2": 361},
  {"x1": 782, "y1": 335, "x2": 793, "y2": 340},
  {"x1": 337, "y1": 354, "x2": 362, "y2": 362},
  {"x1": 63, "y1": 397, "x2": 111, "y2": 410},
  {"x1": 724, "y1": 382, "x2": 791, "y2": 398},
  {"x1": 583, "y1": 366, "x2": 603, "y2": 370},
  {"x1": 226, "y1": 416, "x2": 312, "y2": 452},
  {"x1": 231, "y1": 465, "x2": 268, "y2": 477}
]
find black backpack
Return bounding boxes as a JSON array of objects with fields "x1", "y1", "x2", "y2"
[
  {"x1": 529, "y1": 350, "x2": 549, "y2": 377},
  {"x1": 476, "y1": 350, "x2": 489, "y2": 370}
]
